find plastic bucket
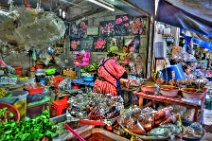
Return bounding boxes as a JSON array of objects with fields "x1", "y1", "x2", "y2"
[
  {"x1": 0, "y1": 90, "x2": 28, "y2": 120},
  {"x1": 13, "y1": 66, "x2": 23, "y2": 76},
  {"x1": 35, "y1": 72, "x2": 46, "y2": 85}
]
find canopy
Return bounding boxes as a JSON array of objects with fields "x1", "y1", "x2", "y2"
[
  {"x1": 193, "y1": 38, "x2": 212, "y2": 51},
  {"x1": 180, "y1": 29, "x2": 212, "y2": 51},
  {"x1": 155, "y1": 0, "x2": 212, "y2": 37}
]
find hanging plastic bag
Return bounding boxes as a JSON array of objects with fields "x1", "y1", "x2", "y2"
[{"x1": 74, "y1": 52, "x2": 90, "y2": 67}]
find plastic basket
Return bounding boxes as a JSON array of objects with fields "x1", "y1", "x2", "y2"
[
  {"x1": 52, "y1": 76, "x2": 64, "y2": 88},
  {"x1": 25, "y1": 84, "x2": 45, "y2": 95},
  {"x1": 27, "y1": 88, "x2": 48, "y2": 103},
  {"x1": 45, "y1": 68, "x2": 56, "y2": 75},
  {"x1": 0, "y1": 90, "x2": 28, "y2": 120},
  {"x1": 63, "y1": 70, "x2": 77, "y2": 79},
  {"x1": 27, "y1": 97, "x2": 50, "y2": 118},
  {"x1": 0, "y1": 76, "x2": 18, "y2": 85},
  {"x1": 0, "y1": 102, "x2": 20, "y2": 122}
]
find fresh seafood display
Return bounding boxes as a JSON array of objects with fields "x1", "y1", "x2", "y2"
[
  {"x1": 118, "y1": 106, "x2": 182, "y2": 139},
  {"x1": 67, "y1": 93, "x2": 124, "y2": 121}
]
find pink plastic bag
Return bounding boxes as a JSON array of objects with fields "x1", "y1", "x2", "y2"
[
  {"x1": 0, "y1": 54, "x2": 7, "y2": 67},
  {"x1": 74, "y1": 52, "x2": 90, "y2": 67}
]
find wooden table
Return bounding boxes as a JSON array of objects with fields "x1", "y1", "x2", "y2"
[
  {"x1": 121, "y1": 87, "x2": 140, "y2": 106},
  {"x1": 135, "y1": 92, "x2": 205, "y2": 121}
]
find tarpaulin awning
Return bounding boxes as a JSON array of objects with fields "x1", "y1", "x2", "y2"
[
  {"x1": 180, "y1": 29, "x2": 212, "y2": 51},
  {"x1": 155, "y1": 0, "x2": 212, "y2": 37},
  {"x1": 193, "y1": 38, "x2": 212, "y2": 51}
]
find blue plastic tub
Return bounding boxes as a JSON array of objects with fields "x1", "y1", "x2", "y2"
[
  {"x1": 82, "y1": 76, "x2": 94, "y2": 82},
  {"x1": 160, "y1": 64, "x2": 187, "y2": 81},
  {"x1": 0, "y1": 90, "x2": 28, "y2": 104}
]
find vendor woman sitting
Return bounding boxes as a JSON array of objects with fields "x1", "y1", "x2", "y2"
[{"x1": 93, "y1": 46, "x2": 127, "y2": 96}]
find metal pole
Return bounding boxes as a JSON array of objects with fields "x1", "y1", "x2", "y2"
[
  {"x1": 147, "y1": 17, "x2": 155, "y2": 79},
  {"x1": 175, "y1": 27, "x2": 180, "y2": 46}
]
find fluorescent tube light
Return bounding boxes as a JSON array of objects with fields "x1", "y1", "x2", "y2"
[{"x1": 87, "y1": 0, "x2": 115, "y2": 11}]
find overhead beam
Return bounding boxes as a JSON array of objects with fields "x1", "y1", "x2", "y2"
[
  {"x1": 119, "y1": 0, "x2": 150, "y2": 16},
  {"x1": 59, "y1": 0, "x2": 84, "y2": 8},
  {"x1": 68, "y1": 8, "x2": 104, "y2": 21}
]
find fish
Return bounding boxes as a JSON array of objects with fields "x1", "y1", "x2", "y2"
[
  {"x1": 128, "y1": 121, "x2": 146, "y2": 135},
  {"x1": 154, "y1": 107, "x2": 173, "y2": 120},
  {"x1": 155, "y1": 117, "x2": 167, "y2": 126},
  {"x1": 160, "y1": 114, "x2": 180, "y2": 125}
]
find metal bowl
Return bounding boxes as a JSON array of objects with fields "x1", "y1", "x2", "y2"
[{"x1": 160, "y1": 85, "x2": 179, "y2": 97}]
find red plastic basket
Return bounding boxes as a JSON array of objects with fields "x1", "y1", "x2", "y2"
[
  {"x1": 25, "y1": 84, "x2": 45, "y2": 95},
  {"x1": 0, "y1": 102, "x2": 20, "y2": 122},
  {"x1": 52, "y1": 76, "x2": 64, "y2": 88},
  {"x1": 52, "y1": 76, "x2": 64, "y2": 97}
]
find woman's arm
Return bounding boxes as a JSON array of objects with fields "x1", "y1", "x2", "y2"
[{"x1": 110, "y1": 59, "x2": 127, "y2": 78}]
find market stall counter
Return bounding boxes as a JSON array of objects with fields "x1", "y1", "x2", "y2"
[{"x1": 135, "y1": 92, "x2": 205, "y2": 121}]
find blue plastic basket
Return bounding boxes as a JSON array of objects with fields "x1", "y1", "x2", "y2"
[
  {"x1": 0, "y1": 90, "x2": 28, "y2": 104},
  {"x1": 82, "y1": 76, "x2": 94, "y2": 82}
]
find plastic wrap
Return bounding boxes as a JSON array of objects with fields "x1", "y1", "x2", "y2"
[
  {"x1": 118, "y1": 106, "x2": 182, "y2": 140},
  {"x1": 66, "y1": 93, "x2": 124, "y2": 123},
  {"x1": 58, "y1": 78, "x2": 72, "y2": 92},
  {"x1": 0, "y1": 8, "x2": 65, "y2": 50}
]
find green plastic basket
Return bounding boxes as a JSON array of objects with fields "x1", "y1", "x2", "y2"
[{"x1": 45, "y1": 68, "x2": 56, "y2": 75}]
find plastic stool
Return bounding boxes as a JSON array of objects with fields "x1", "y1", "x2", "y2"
[{"x1": 50, "y1": 96, "x2": 69, "y2": 117}]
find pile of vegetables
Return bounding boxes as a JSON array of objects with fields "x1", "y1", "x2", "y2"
[
  {"x1": 0, "y1": 110, "x2": 57, "y2": 141},
  {"x1": 0, "y1": 87, "x2": 8, "y2": 98},
  {"x1": 0, "y1": 88, "x2": 12, "y2": 98},
  {"x1": 0, "y1": 107, "x2": 14, "y2": 123},
  {"x1": 80, "y1": 63, "x2": 98, "y2": 73}
]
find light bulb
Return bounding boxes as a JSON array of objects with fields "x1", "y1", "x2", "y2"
[{"x1": 62, "y1": 11, "x2": 66, "y2": 19}]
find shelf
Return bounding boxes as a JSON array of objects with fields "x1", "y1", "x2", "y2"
[
  {"x1": 183, "y1": 60, "x2": 197, "y2": 63},
  {"x1": 135, "y1": 92, "x2": 204, "y2": 121}
]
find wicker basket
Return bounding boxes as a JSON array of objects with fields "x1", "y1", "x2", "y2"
[{"x1": 63, "y1": 70, "x2": 77, "y2": 79}]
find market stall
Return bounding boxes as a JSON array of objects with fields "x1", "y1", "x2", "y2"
[{"x1": 0, "y1": 0, "x2": 211, "y2": 141}]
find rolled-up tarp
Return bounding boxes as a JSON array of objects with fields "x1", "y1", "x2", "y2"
[
  {"x1": 193, "y1": 38, "x2": 212, "y2": 51},
  {"x1": 155, "y1": 0, "x2": 212, "y2": 37}
]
